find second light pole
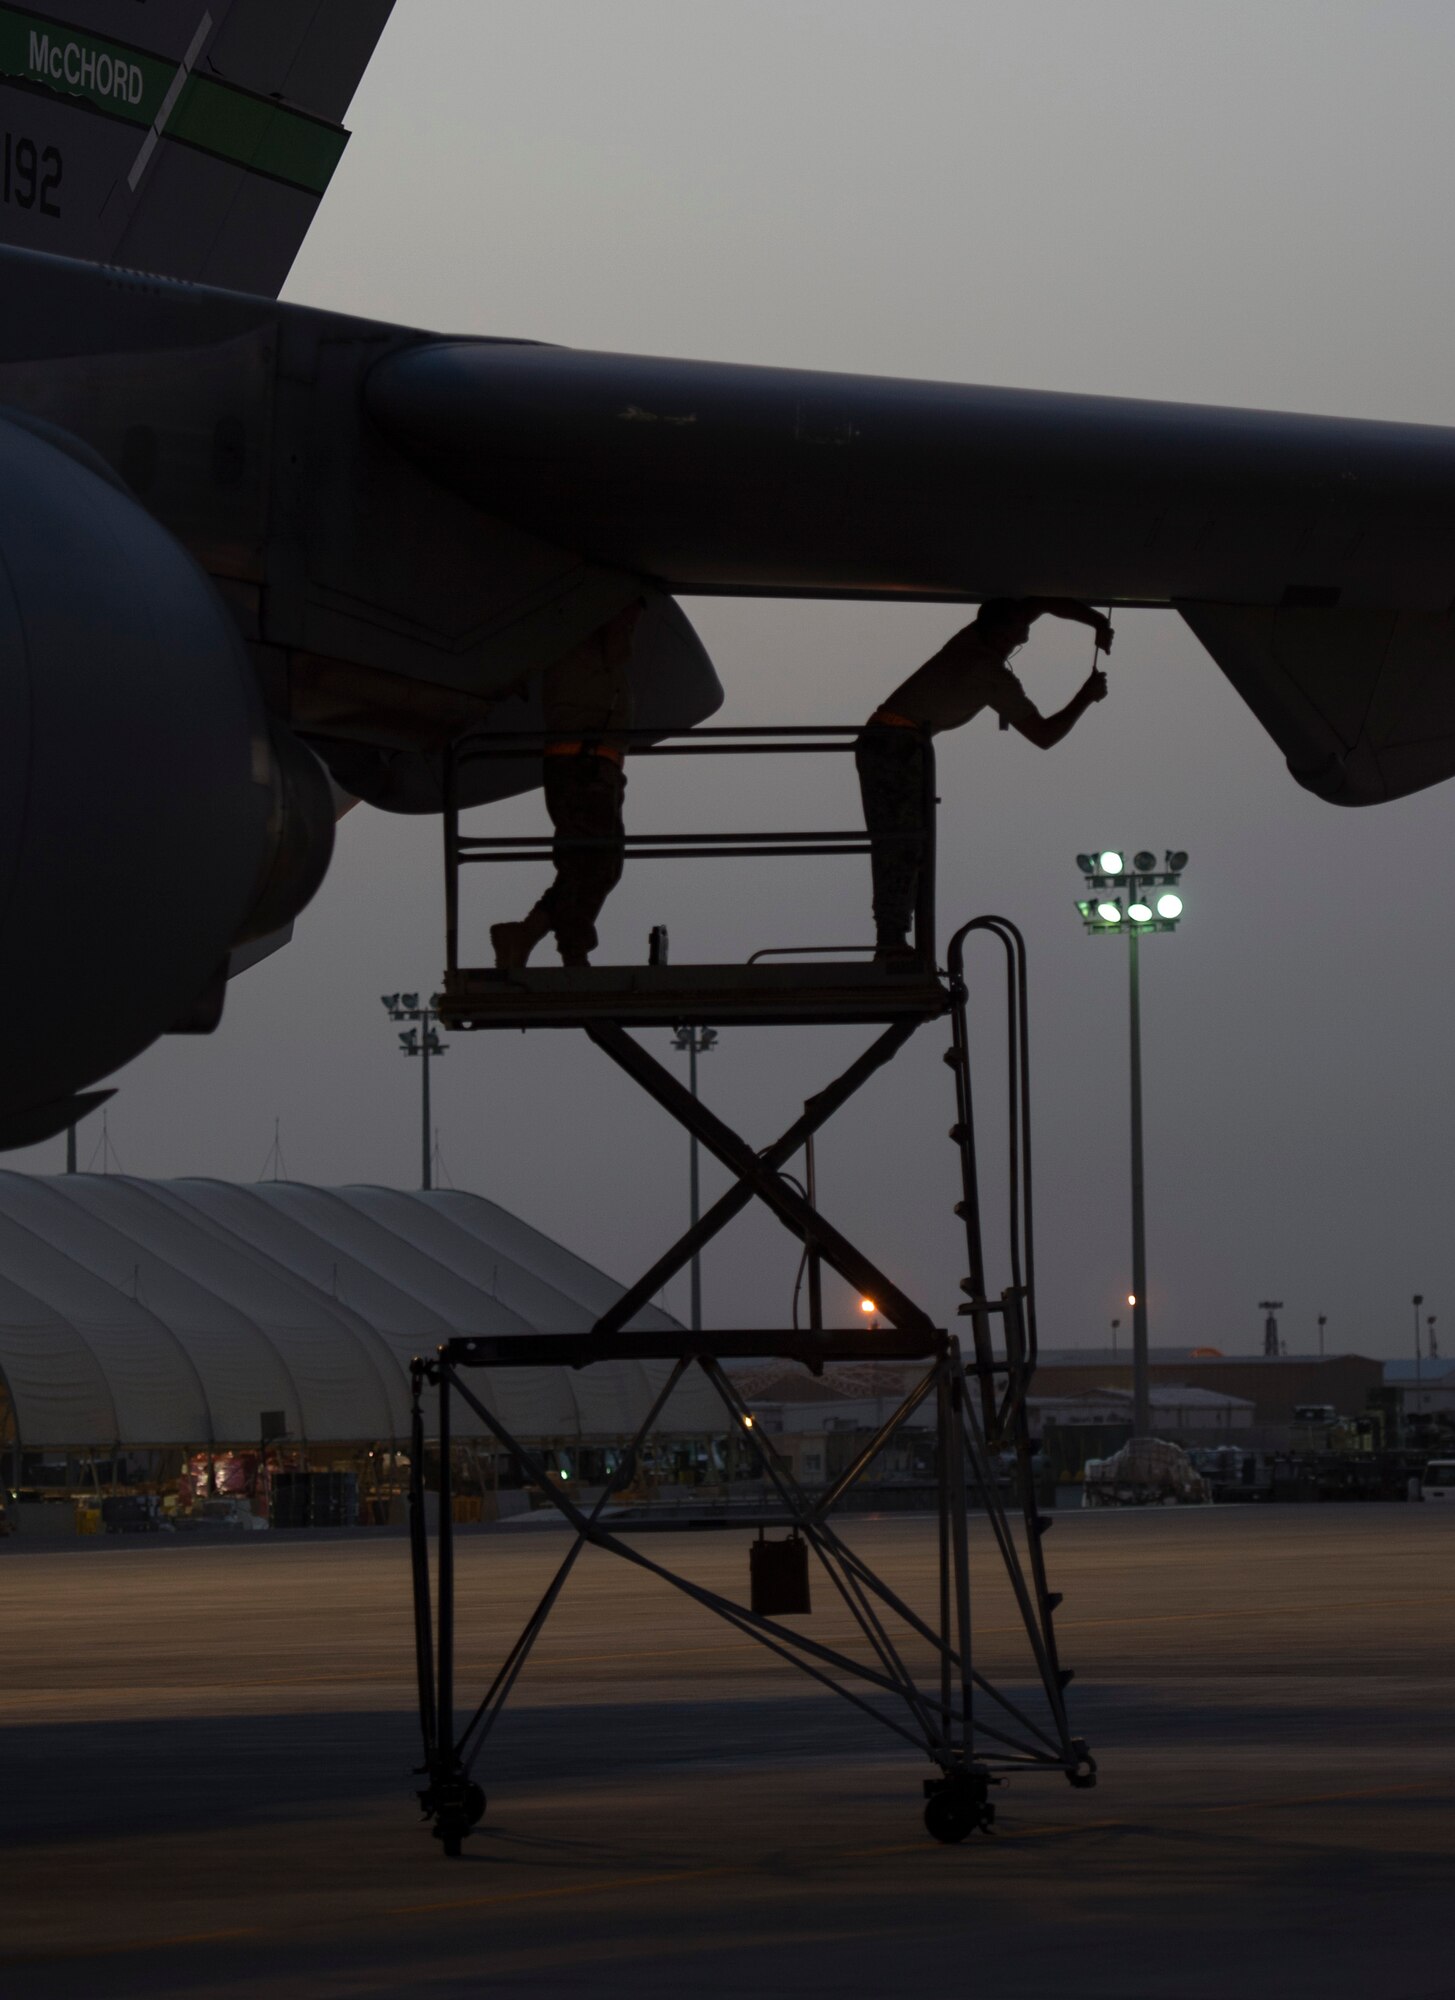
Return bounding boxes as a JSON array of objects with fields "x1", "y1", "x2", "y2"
[
  {"x1": 671, "y1": 1023, "x2": 718, "y2": 1332},
  {"x1": 382, "y1": 992, "x2": 448, "y2": 1191},
  {"x1": 1076, "y1": 847, "x2": 1188, "y2": 1438}
]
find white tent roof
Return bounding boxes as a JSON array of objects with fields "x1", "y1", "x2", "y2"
[{"x1": 0, "y1": 1173, "x2": 718, "y2": 1448}]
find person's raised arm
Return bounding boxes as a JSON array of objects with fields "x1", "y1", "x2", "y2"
[{"x1": 1008, "y1": 667, "x2": 1109, "y2": 750}]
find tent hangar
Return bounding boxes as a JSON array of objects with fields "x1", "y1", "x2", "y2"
[{"x1": 0, "y1": 1173, "x2": 717, "y2": 1452}]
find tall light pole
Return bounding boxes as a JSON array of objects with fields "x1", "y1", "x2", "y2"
[
  {"x1": 1317, "y1": 1313, "x2": 1327, "y2": 1358},
  {"x1": 382, "y1": 993, "x2": 448, "y2": 1190},
  {"x1": 1413, "y1": 1292, "x2": 1424, "y2": 1409},
  {"x1": 1076, "y1": 848, "x2": 1187, "y2": 1438},
  {"x1": 671, "y1": 1024, "x2": 718, "y2": 1331}
]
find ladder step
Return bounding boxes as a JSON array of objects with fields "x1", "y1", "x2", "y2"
[
  {"x1": 948, "y1": 1123, "x2": 968, "y2": 1144},
  {"x1": 942, "y1": 1047, "x2": 963, "y2": 1069}
]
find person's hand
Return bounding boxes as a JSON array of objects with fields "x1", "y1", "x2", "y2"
[
  {"x1": 1095, "y1": 616, "x2": 1115, "y2": 654},
  {"x1": 1083, "y1": 668, "x2": 1109, "y2": 704}
]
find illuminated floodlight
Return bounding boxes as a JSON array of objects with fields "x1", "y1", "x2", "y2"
[
  {"x1": 1096, "y1": 901, "x2": 1122, "y2": 925},
  {"x1": 859, "y1": 1297, "x2": 877, "y2": 1315},
  {"x1": 1132, "y1": 850, "x2": 1156, "y2": 872},
  {"x1": 1165, "y1": 850, "x2": 1189, "y2": 871},
  {"x1": 1127, "y1": 1293, "x2": 1137, "y2": 1307},
  {"x1": 1077, "y1": 900, "x2": 1098, "y2": 920},
  {"x1": 1098, "y1": 849, "x2": 1124, "y2": 874},
  {"x1": 1156, "y1": 892, "x2": 1183, "y2": 919},
  {"x1": 1127, "y1": 900, "x2": 1153, "y2": 923}
]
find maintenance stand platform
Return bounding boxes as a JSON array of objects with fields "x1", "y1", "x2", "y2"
[{"x1": 408, "y1": 725, "x2": 1096, "y2": 1857}]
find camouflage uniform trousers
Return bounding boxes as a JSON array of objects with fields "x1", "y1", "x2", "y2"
[
  {"x1": 530, "y1": 752, "x2": 627, "y2": 957},
  {"x1": 854, "y1": 725, "x2": 928, "y2": 941}
]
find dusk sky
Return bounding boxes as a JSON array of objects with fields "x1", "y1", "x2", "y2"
[{"x1": 15, "y1": 0, "x2": 1455, "y2": 1363}]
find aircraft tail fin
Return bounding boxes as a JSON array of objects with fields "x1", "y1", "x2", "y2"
[{"x1": 0, "y1": 2, "x2": 396, "y2": 296}]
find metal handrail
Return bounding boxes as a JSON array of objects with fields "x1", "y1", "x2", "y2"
[
  {"x1": 746, "y1": 945, "x2": 876, "y2": 963},
  {"x1": 459, "y1": 829, "x2": 875, "y2": 846},
  {"x1": 442, "y1": 724, "x2": 938, "y2": 976}
]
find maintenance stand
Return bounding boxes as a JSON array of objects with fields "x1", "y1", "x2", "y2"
[{"x1": 408, "y1": 726, "x2": 1096, "y2": 1855}]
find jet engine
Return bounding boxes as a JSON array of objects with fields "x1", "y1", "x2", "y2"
[{"x1": 0, "y1": 415, "x2": 334, "y2": 1148}]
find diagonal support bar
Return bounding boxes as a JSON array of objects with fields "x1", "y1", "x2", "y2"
[
  {"x1": 586, "y1": 1021, "x2": 933, "y2": 1334},
  {"x1": 444, "y1": 1368, "x2": 933, "y2": 1734},
  {"x1": 811, "y1": 1367, "x2": 939, "y2": 1520},
  {"x1": 455, "y1": 1357, "x2": 691, "y2": 1766}
]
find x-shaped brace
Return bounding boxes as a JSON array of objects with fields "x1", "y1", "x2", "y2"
[{"x1": 587, "y1": 1017, "x2": 934, "y2": 1337}]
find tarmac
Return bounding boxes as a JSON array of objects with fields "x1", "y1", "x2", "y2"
[{"x1": 1, "y1": 1505, "x2": 1452, "y2": 1999}]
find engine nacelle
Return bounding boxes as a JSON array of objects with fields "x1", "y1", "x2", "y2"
[{"x1": 0, "y1": 415, "x2": 333, "y2": 1147}]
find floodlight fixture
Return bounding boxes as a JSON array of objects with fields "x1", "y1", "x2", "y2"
[
  {"x1": 1156, "y1": 892, "x2": 1183, "y2": 920},
  {"x1": 1096, "y1": 900, "x2": 1122, "y2": 924},
  {"x1": 401, "y1": 992, "x2": 420, "y2": 1012},
  {"x1": 1098, "y1": 849, "x2": 1124, "y2": 874},
  {"x1": 1127, "y1": 900, "x2": 1153, "y2": 924},
  {"x1": 1076, "y1": 853, "x2": 1096, "y2": 875},
  {"x1": 1165, "y1": 850, "x2": 1189, "y2": 871},
  {"x1": 381, "y1": 993, "x2": 400, "y2": 1011},
  {"x1": 1132, "y1": 850, "x2": 1157, "y2": 873},
  {"x1": 860, "y1": 1296, "x2": 877, "y2": 1315}
]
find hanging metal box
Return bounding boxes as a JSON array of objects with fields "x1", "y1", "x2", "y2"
[{"x1": 750, "y1": 1530, "x2": 812, "y2": 1616}]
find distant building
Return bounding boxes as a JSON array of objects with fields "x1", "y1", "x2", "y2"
[
  {"x1": 1383, "y1": 1361, "x2": 1455, "y2": 1418},
  {"x1": 730, "y1": 1349, "x2": 1383, "y2": 1461},
  {"x1": 1033, "y1": 1349, "x2": 1383, "y2": 1426},
  {"x1": 1029, "y1": 1385, "x2": 1254, "y2": 1436}
]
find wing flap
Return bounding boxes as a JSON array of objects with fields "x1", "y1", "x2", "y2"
[{"x1": 1179, "y1": 601, "x2": 1455, "y2": 805}]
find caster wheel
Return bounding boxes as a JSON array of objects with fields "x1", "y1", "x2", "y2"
[
  {"x1": 429, "y1": 1778, "x2": 487, "y2": 1856},
  {"x1": 924, "y1": 1786, "x2": 990, "y2": 1844},
  {"x1": 1066, "y1": 1742, "x2": 1097, "y2": 1791}
]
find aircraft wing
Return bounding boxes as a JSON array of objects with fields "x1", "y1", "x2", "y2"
[
  {"x1": 0, "y1": 1, "x2": 395, "y2": 294},
  {"x1": 368, "y1": 342, "x2": 1455, "y2": 806}
]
